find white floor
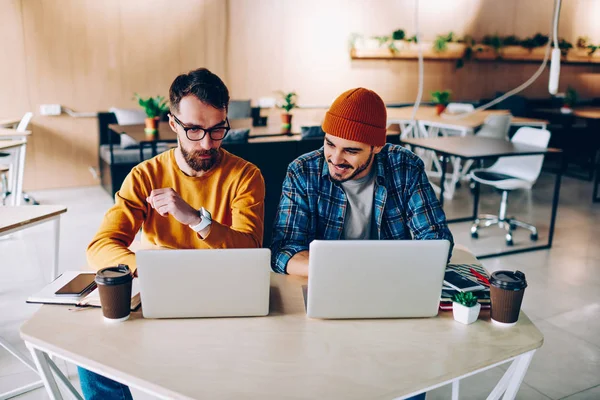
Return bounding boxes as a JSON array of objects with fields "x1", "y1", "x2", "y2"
[{"x1": 1, "y1": 172, "x2": 599, "y2": 399}]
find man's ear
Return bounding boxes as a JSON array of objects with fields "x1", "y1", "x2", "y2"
[
  {"x1": 372, "y1": 145, "x2": 384, "y2": 155},
  {"x1": 168, "y1": 114, "x2": 178, "y2": 133}
]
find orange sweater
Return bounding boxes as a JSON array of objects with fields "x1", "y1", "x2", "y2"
[{"x1": 87, "y1": 148, "x2": 265, "y2": 271}]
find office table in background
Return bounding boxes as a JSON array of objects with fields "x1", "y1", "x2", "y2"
[
  {"x1": 401, "y1": 136, "x2": 563, "y2": 259},
  {"x1": 0, "y1": 205, "x2": 67, "y2": 280},
  {"x1": 22, "y1": 248, "x2": 542, "y2": 400}
]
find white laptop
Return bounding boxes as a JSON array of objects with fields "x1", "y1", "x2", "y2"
[
  {"x1": 306, "y1": 240, "x2": 450, "y2": 319},
  {"x1": 136, "y1": 249, "x2": 271, "y2": 319}
]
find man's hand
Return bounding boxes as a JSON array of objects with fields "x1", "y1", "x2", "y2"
[{"x1": 146, "y1": 188, "x2": 201, "y2": 226}]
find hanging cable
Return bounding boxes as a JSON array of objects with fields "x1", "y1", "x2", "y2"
[
  {"x1": 436, "y1": 0, "x2": 561, "y2": 120},
  {"x1": 409, "y1": 0, "x2": 424, "y2": 125}
]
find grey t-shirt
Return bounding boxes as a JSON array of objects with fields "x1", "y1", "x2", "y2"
[{"x1": 340, "y1": 167, "x2": 377, "y2": 240}]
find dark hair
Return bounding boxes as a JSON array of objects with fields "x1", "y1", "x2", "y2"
[{"x1": 169, "y1": 68, "x2": 230, "y2": 112}]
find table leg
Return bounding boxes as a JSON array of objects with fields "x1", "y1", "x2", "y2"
[
  {"x1": 594, "y1": 155, "x2": 600, "y2": 202},
  {"x1": 27, "y1": 346, "x2": 63, "y2": 400},
  {"x1": 500, "y1": 351, "x2": 535, "y2": 400},
  {"x1": 548, "y1": 152, "x2": 565, "y2": 248},
  {"x1": 439, "y1": 155, "x2": 447, "y2": 209},
  {"x1": 472, "y1": 179, "x2": 480, "y2": 220},
  {"x1": 52, "y1": 216, "x2": 61, "y2": 280},
  {"x1": 451, "y1": 380, "x2": 459, "y2": 400},
  {"x1": 139, "y1": 143, "x2": 145, "y2": 163},
  {"x1": 26, "y1": 344, "x2": 83, "y2": 400},
  {"x1": 152, "y1": 142, "x2": 157, "y2": 157}
]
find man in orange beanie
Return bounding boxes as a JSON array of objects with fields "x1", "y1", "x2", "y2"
[{"x1": 271, "y1": 87, "x2": 453, "y2": 277}]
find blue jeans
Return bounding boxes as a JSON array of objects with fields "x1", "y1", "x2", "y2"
[
  {"x1": 77, "y1": 366, "x2": 425, "y2": 400},
  {"x1": 78, "y1": 367, "x2": 132, "y2": 400}
]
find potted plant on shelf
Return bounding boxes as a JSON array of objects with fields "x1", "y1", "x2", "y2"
[
  {"x1": 452, "y1": 291, "x2": 481, "y2": 325},
  {"x1": 134, "y1": 94, "x2": 169, "y2": 134},
  {"x1": 561, "y1": 86, "x2": 578, "y2": 114},
  {"x1": 431, "y1": 90, "x2": 451, "y2": 115},
  {"x1": 276, "y1": 91, "x2": 297, "y2": 134}
]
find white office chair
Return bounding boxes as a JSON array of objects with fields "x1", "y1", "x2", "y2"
[
  {"x1": 0, "y1": 165, "x2": 9, "y2": 205},
  {"x1": 469, "y1": 127, "x2": 551, "y2": 246},
  {"x1": 461, "y1": 113, "x2": 513, "y2": 180},
  {"x1": 16, "y1": 112, "x2": 33, "y2": 132}
]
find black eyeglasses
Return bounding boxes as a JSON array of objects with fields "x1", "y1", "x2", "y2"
[{"x1": 170, "y1": 114, "x2": 230, "y2": 141}]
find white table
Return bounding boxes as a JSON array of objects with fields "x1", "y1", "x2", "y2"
[
  {"x1": 387, "y1": 106, "x2": 549, "y2": 198},
  {"x1": 21, "y1": 248, "x2": 542, "y2": 400},
  {"x1": 0, "y1": 205, "x2": 67, "y2": 280},
  {"x1": 0, "y1": 118, "x2": 20, "y2": 129},
  {"x1": 0, "y1": 205, "x2": 67, "y2": 399},
  {"x1": 0, "y1": 129, "x2": 32, "y2": 206}
]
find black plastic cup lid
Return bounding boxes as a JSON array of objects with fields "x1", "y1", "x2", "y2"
[
  {"x1": 489, "y1": 270, "x2": 527, "y2": 291},
  {"x1": 95, "y1": 264, "x2": 132, "y2": 285}
]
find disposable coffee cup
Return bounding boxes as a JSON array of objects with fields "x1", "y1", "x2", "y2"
[
  {"x1": 95, "y1": 264, "x2": 133, "y2": 322},
  {"x1": 489, "y1": 270, "x2": 527, "y2": 327}
]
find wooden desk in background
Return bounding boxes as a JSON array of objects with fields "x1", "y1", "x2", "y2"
[
  {"x1": 21, "y1": 248, "x2": 542, "y2": 400},
  {"x1": 0, "y1": 118, "x2": 20, "y2": 128},
  {"x1": 0, "y1": 205, "x2": 67, "y2": 280}
]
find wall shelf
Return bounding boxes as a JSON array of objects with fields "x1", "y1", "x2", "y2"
[{"x1": 350, "y1": 45, "x2": 600, "y2": 65}]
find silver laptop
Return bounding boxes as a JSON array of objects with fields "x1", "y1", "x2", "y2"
[
  {"x1": 136, "y1": 249, "x2": 271, "y2": 319},
  {"x1": 306, "y1": 240, "x2": 450, "y2": 319}
]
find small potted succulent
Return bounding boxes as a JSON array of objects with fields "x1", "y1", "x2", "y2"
[
  {"x1": 134, "y1": 94, "x2": 169, "y2": 134},
  {"x1": 431, "y1": 90, "x2": 451, "y2": 115},
  {"x1": 452, "y1": 291, "x2": 481, "y2": 325},
  {"x1": 276, "y1": 91, "x2": 298, "y2": 134},
  {"x1": 561, "y1": 86, "x2": 578, "y2": 114}
]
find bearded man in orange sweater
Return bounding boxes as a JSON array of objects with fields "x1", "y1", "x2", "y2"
[
  {"x1": 81, "y1": 68, "x2": 265, "y2": 398},
  {"x1": 87, "y1": 68, "x2": 265, "y2": 273}
]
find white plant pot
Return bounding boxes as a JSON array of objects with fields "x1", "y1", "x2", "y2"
[{"x1": 453, "y1": 302, "x2": 481, "y2": 325}]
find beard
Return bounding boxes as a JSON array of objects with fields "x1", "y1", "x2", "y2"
[
  {"x1": 328, "y1": 151, "x2": 374, "y2": 183},
  {"x1": 180, "y1": 146, "x2": 219, "y2": 172}
]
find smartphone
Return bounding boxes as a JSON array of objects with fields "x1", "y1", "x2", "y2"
[
  {"x1": 55, "y1": 274, "x2": 97, "y2": 296},
  {"x1": 443, "y1": 270, "x2": 485, "y2": 292}
]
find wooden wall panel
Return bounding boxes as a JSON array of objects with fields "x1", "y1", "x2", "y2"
[
  {"x1": 0, "y1": 0, "x2": 30, "y2": 117},
  {"x1": 0, "y1": 0, "x2": 227, "y2": 190},
  {"x1": 227, "y1": 0, "x2": 600, "y2": 105},
  {"x1": 1, "y1": 0, "x2": 598, "y2": 190}
]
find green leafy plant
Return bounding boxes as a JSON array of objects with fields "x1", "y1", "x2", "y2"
[
  {"x1": 406, "y1": 35, "x2": 418, "y2": 43},
  {"x1": 455, "y1": 35, "x2": 478, "y2": 69},
  {"x1": 134, "y1": 94, "x2": 169, "y2": 118},
  {"x1": 578, "y1": 36, "x2": 600, "y2": 56},
  {"x1": 348, "y1": 32, "x2": 362, "y2": 50},
  {"x1": 558, "y1": 38, "x2": 573, "y2": 57},
  {"x1": 431, "y1": 90, "x2": 451, "y2": 105},
  {"x1": 392, "y1": 29, "x2": 405, "y2": 41},
  {"x1": 564, "y1": 86, "x2": 578, "y2": 108},
  {"x1": 520, "y1": 33, "x2": 549, "y2": 50},
  {"x1": 587, "y1": 45, "x2": 600, "y2": 56},
  {"x1": 373, "y1": 35, "x2": 391, "y2": 48},
  {"x1": 276, "y1": 91, "x2": 297, "y2": 113},
  {"x1": 482, "y1": 34, "x2": 503, "y2": 55},
  {"x1": 577, "y1": 36, "x2": 590, "y2": 49},
  {"x1": 433, "y1": 32, "x2": 455, "y2": 53},
  {"x1": 503, "y1": 35, "x2": 520, "y2": 46},
  {"x1": 452, "y1": 291, "x2": 478, "y2": 307}
]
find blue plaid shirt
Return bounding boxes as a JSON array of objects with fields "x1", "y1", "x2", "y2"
[{"x1": 271, "y1": 144, "x2": 454, "y2": 274}]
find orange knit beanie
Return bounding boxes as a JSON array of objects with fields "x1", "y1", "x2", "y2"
[{"x1": 322, "y1": 88, "x2": 387, "y2": 147}]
